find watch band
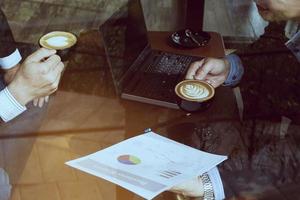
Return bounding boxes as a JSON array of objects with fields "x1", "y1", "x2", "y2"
[
  {"x1": 200, "y1": 173, "x2": 215, "y2": 200},
  {"x1": 174, "y1": 173, "x2": 216, "y2": 200}
]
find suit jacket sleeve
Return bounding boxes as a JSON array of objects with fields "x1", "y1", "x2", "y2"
[
  {"x1": 236, "y1": 22, "x2": 300, "y2": 118},
  {"x1": 0, "y1": 10, "x2": 25, "y2": 123},
  {"x1": 0, "y1": 9, "x2": 18, "y2": 57}
]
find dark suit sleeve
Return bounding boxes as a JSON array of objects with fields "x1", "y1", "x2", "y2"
[
  {"x1": 237, "y1": 22, "x2": 300, "y2": 119},
  {"x1": 0, "y1": 9, "x2": 17, "y2": 57}
]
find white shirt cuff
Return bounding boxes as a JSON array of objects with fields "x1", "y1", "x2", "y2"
[
  {"x1": 0, "y1": 87, "x2": 26, "y2": 122},
  {"x1": 0, "y1": 49, "x2": 22, "y2": 70}
]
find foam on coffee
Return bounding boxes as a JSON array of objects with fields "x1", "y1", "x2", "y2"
[
  {"x1": 175, "y1": 80, "x2": 214, "y2": 102},
  {"x1": 181, "y1": 83, "x2": 209, "y2": 100},
  {"x1": 39, "y1": 31, "x2": 77, "y2": 50}
]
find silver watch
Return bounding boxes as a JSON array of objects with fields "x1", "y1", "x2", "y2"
[{"x1": 200, "y1": 173, "x2": 215, "y2": 200}]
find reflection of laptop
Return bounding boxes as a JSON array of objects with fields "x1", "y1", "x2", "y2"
[{"x1": 99, "y1": 0, "x2": 202, "y2": 109}]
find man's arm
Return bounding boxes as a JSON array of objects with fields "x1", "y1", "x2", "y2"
[
  {"x1": 0, "y1": 8, "x2": 20, "y2": 62},
  {"x1": 0, "y1": 87, "x2": 26, "y2": 122},
  {"x1": 185, "y1": 54, "x2": 244, "y2": 88},
  {"x1": 0, "y1": 9, "x2": 24, "y2": 123}
]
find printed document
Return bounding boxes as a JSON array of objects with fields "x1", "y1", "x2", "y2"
[{"x1": 66, "y1": 131, "x2": 227, "y2": 199}]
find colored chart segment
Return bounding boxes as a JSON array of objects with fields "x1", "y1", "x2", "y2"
[{"x1": 117, "y1": 155, "x2": 141, "y2": 165}]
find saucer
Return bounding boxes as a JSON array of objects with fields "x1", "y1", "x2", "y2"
[{"x1": 170, "y1": 29, "x2": 211, "y2": 48}]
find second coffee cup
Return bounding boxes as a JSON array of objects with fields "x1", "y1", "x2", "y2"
[
  {"x1": 175, "y1": 80, "x2": 215, "y2": 112},
  {"x1": 39, "y1": 31, "x2": 77, "y2": 61}
]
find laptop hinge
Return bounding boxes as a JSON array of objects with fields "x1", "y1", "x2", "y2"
[
  {"x1": 121, "y1": 93, "x2": 180, "y2": 109},
  {"x1": 119, "y1": 43, "x2": 152, "y2": 86}
]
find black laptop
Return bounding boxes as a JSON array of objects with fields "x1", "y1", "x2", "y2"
[{"x1": 99, "y1": 0, "x2": 203, "y2": 109}]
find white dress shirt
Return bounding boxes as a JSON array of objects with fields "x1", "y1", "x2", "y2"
[
  {"x1": 0, "y1": 49, "x2": 22, "y2": 69},
  {"x1": 0, "y1": 48, "x2": 26, "y2": 122}
]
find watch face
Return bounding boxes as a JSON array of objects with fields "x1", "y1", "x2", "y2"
[{"x1": 170, "y1": 29, "x2": 211, "y2": 48}]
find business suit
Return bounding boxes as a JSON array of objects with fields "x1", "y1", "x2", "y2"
[
  {"x1": 238, "y1": 22, "x2": 300, "y2": 121},
  {"x1": 0, "y1": 8, "x2": 47, "y2": 130},
  {"x1": 0, "y1": 8, "x2": 17, "y2": 59},
  {"x1": 0, "y1": 8, "x2": 16, "y2": 123}
]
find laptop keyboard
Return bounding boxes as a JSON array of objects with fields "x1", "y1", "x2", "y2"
[
  {"x1": 129, "y1": 52, "x2": 195, "y2": 102},
  {"x1": 144, "y1": 52, "x2": 193, "y2": 75}
]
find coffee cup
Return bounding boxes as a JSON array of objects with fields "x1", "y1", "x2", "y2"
[
  {"x1": 175, "y1": 80, "x2": 215, "y2": 112},
  {"x1": 39, "y1": 31, "x2": 77, "y2": 61}
]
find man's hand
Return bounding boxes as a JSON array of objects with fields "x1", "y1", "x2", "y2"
[
  {"x1": 254, "y1": 0, "x2": 300, "y2": 21},
  {"x1": 3, "y1": 64, "x2": 49, "y2": 108},
  {"x1": 32, "y1": 96, "x2": 49, "y2": 107},
  {"x1": 185, "y1": 57, "x2": 230, "y2": 88},
  {"x1": 7, "y1": 48, "x2": 64, "y2": 106},
  {"x1": 169, "y1": 176, "x2": 204, "y2": 197}
]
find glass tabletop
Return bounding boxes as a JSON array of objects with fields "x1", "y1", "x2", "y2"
[{"x1": 1, "y1": 1, "x2": 300, "y2": 200}]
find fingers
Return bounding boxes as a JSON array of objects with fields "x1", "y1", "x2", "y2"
[
  {"x1": 52, "y1": 61, "x2": 65, "y2": 75},
  {"x1": 32, "y1": 96, "x2": 50, "y2": 108},
  {"x1": 169, "y1": 176, "x2": 204, "y2": 197},
  {"x1": 39, "y1": 62, "x2": 64, "y2": 96},
  {"x1": 33, "y1": 98, "x2": 39, "y2": 107},
  {"x1": 185, "y1": 59, "x2": 205, "y2": 79},
  {"x1": 186, "y1": 59, "x2": 214, "y2": 81},
  {"x1": 46, "y1": 67, "x2": 63, "y2": 93},
  {"x1": 185, "y1": 58, "x2": 229, "y2": 88},
  {"x1": 205, "y1": 75, "x2": 226, "y2": 88},
  {"x1": 38, "y1": 97, "x2": 45, "y2": 108},
  {"x1": 26, "y1": 48, "x2": 56, "y2": 63},
  {"x1": 44, "y1": 55, "x2": 61, "y2": 70},
  {"x1": 41, "y1": 58, "x2": 64, "y2": 85},
  {"x1": 206, "y1": 79, "x2": 220, "y2": 88},
  {"x1": 45, "y1": 96, "x2": 49, "y2": 103}
]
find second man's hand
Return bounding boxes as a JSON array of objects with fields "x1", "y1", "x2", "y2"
[{"x1": 185, "y1": 57, "x2": 230, "y2": 88}]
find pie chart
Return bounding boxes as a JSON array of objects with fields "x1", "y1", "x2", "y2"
[{"x1": 117, "y1": 155, "x2": 141, "y2": 165}]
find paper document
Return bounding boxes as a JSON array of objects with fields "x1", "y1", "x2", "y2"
[{"x1": 66, "y1": 131, "x2": 227, "y2": 199}]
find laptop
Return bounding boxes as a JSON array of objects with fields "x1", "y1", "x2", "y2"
[{"x1": 99, "y1": 0, "x2": 203, "y2": 109}]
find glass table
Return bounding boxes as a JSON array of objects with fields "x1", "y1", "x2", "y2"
[{"x1": 1, "y1": 1, "x2": 300, "y2": 199}]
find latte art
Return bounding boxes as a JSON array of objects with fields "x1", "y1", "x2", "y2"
[
  {"x1": 175, "y1": 80, "x2": 214, "y2": 102},
  {"x1": 181, "y1": 84, "x2": 209, "y2": 100},
  {"x1": 175, "y1": 80, "x2": 215, "y2": 111}
]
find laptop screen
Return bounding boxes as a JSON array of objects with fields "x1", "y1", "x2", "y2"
[{"x1": 100, "y1": 0, "x2": 149, "y2": 93}]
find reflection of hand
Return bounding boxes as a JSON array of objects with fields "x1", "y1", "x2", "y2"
[
  {"x1": 7, "y1": 48, "x2": 64, "y2": 106},
  {"x1": 4, "y1": 64, "x2": 20, "y2": 84},
  {"x1": 185, "y1": 58, "x2": 230, "y2": 88},
  {"x1": 33, "y1": 96, "x2": 49, "y2": 107},
  {"x1": 254, "y1": 0, "x2": 300, "y2": 21},
  {"x1": 169, "y1": 176, "x2": 204, "y2": 197}
]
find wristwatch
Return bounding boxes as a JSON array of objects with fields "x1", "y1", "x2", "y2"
[
  {"x1": 174, "y1": 173, "x2": 215, "y2": 200},
  {"x1": 200, "y1": 173, "x2": 215, "y2": 200}
]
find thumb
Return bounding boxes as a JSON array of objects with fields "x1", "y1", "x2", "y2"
[{"x1": 26, "y1": 48, "x2": 56, "y2": 63}]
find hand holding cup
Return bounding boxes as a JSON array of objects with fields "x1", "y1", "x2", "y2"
[
  {"x1": 7, "y1": 48, "x2": 65, "y2": 106},
  {"x1": 186, "y1": 57, "x2": 230, "y2": 88}
]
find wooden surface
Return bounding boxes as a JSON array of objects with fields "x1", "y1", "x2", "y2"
[
  {"x1": 0, "y1": 1, "x2": 298, "y2": 200},
  {"x1": 0, "y1": 28, "x2": 234, "y2": 200}
]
